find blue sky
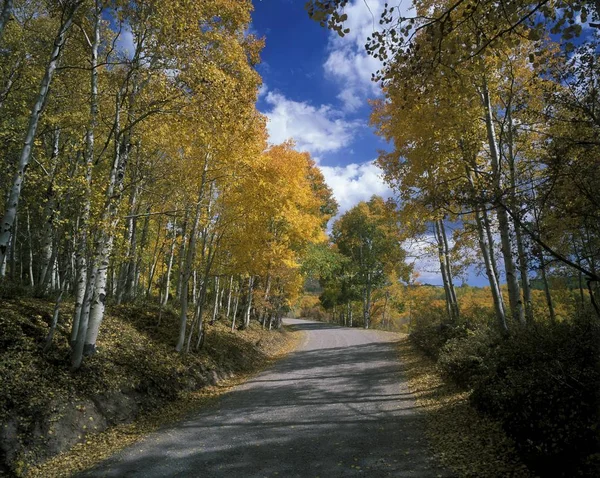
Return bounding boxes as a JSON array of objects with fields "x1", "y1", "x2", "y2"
[{"x1": 251, "y1": 0, "x2": 466, "y2": 285}]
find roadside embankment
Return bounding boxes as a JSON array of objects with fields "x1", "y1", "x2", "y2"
[{"x1": 0, "y1": 298, "x2": 300, "y2": 477}]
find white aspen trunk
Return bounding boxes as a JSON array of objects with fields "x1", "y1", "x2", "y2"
[
  {"x1": 176, "y1": 212, "x2": 189, "y2": 301},
  {"x1": 195, "y1": 269, "x2": 214, "y2": 350},
  {"x1": 83, "y1": 102, "x2": 131, "y2": 355},
  {"x1": 225, "y1": 275, "x2": 233, "y2": 319},
  {"x1": 466, "y1": 166, "x2": 507, "y2": 330},
  {"x1": 117, "y1": 185, "x2": 139, "y2": 304},
  {"x1": 262, "y1": 274, "x2": 271, "y2": 328},
  {"x1": 435, "y1": 220, "x2": 453, "y2": 321},
  {"x1": 211, "y1": 275, "x2": 220, "y2": 325},
  {"x1": 243, "y1": 276, "x2": 254, "y2": 329},
  {"x1": 0, "y1": 7, "x2": 77, "y2": 266},
  {"x1": 26, "y1": 209, "x2": 34, "y2": 288},
  {"x1": 162, "y1": 220, "x2": 177, "y2": 306},
  {"x1": 482, "y1": 208, "x2": 502, "y2": 291},
  {"x1": 439, "y1": 220, "x2": 459, "y2": 321},
  {"x1": 175, "y1": 184, "x2": 206, "y2": 352},
  {"x1": 346, "y1": 301, "x2": 350, "y2": 327},
  {"x1": 0, "y1": 0, "x2": 13, "y2": 44},
  {"x1": 192, "y1": 270, "x2": 197, "y2": 305},
  {"x1": 364, "y1": 275, "x2": 371, "y2": 329},
  {"x1": 186, "y1": 275, "x2": 206, "y2": 353},
  {"x1": 506, "y1": 107, "x2": 533, "y2": 323},
  {"x1": 478, "y1": 206, "x2": 508, "y2": 331},
  {"x1": 349, "y1": 305, "x2": 353, "y2": 328},
  {"x1": 38, "y1": 129, "x2": 60, "y2": 292},
  {"x1": 539, "y1": 251, "x2": 556, "y2": 322},
  {"x1": 481, "y1": 79, "x2": 524, "y2": 325},
  {"x1": 72, "y1": 2, "x2": 100, "y2": 345},
  {"x1": 231, "y1": 280, "x2": 240, "y2": 332},
  {"x1": 132, "y1": 204, "x2": 150, "y2": 299},
  {"x1": 8, "y1": 214, "x2": 16, "y2": 279},
  {"x1": 0, "y1": 246, "x2": 5, "y2": 276}
]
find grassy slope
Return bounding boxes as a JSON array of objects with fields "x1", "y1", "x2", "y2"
[{"x1": 0, "y1": 298, "x2": 300, "y2": 476}]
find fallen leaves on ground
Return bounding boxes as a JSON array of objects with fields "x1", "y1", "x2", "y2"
[{"x1": 398, "y1": 338, "x2": 531, "y2": 478}]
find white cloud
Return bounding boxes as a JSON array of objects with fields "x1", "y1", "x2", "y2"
[
  {"x1": 258, "y1": 82, "x2": 268, "y2": 99},
  {"x1": 319, "y1": 161, "x2": 392, "y2": 215},
  {"x1": 264, "y1": 91, "x2": 361, "y2": 154},
  {"x1": 323, "y1": 0, "x2": 414, "y2": 112},
  {"x1": 403, "y1": 235, "x2": 443, "y2": 285},
  {"x1": 115, "y1": 23, "x2": 135, "y2": 59}
]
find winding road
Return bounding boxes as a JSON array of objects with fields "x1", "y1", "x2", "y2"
[{"x1": 82, "y1": 319, "x2": 447, "y2": 477}]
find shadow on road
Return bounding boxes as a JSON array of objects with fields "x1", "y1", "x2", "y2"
[{"x1": 81, "y1": 321, "x2": 447, "y2": 478}]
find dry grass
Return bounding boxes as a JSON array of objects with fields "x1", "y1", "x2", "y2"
[{"x1": 398, "y1": 338, "x2": 532, "y2": 478}]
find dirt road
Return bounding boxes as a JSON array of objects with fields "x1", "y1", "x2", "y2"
[{"x1": 82, "y1": 319, "x2": 446, "y2": 477}]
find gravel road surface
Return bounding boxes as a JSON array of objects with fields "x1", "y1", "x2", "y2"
[{"x1": 82, "y1": 319, "x2": 447, "y2": 477}]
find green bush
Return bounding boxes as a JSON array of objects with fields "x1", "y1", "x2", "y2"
[
  {"x1": 437, "y1": 327, "x2": 499, "y2": 388},
  {"x1": 470, "y1": 317, "x2": 600, "y2": 476},
  {"x1": 410, "y1": 322, "x2": 469, "y2": 359},
  {"x1": 411, "y1": 310, "x2": 600, "y2": 476}
]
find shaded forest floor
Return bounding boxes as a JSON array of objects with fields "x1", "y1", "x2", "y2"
[
  {"x1": 399, "y1": 338, "x2": 532, "y2": 477},
  {"x1": 0, "y1": 297, "x2": 300, "y2": 477}
]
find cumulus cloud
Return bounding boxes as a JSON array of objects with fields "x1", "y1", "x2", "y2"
[
  {"x1": 403, "y1": 235, "x2": 443, "y2": 285},
  {"x1": 258, "y1": 82, "x2": 268, "y2": 99},
  {"x1": 319, "y1": 161, "x2": 392, "y2": 215},
  {"x1": 323, "y1": 0, "x2": 414, "y2": 111},
  {"x1": 264, "y1": 91, "x2": 361, "y2": 154}
]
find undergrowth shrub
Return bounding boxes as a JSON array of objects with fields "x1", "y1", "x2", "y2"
[
  {"x1": 437, "y1": 327, "x2": 499, "y2": 388},
  {"x1": 410, "y1": 321, "x2": 469, "y2": 359},
  {"x1": 411, "y1": 311, "x2": 600, "y2": 476},
  {"x1": 471, "y1": 317, "x2": 600, "y2": 476}
]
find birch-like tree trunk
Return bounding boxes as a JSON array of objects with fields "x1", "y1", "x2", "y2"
[
  {"x1": 539, "y1": 251, "x2": 556, "y2": 322},
  {"x1": 38, "y1": 129, "x2": 61, "y2": 293},
  {"x1": 435, "y1": 219, "x2": 459, "y2": 322},
  {"x1": 211, "y1": 275, "x2": 220, "y2": 325},
  {"x1": 242, "y1": 276, "x2": 254, "y2": 329},
  {"x1": 72, "y1": 1, "x2": 100, "y2": 345},
  {"x1": 0, "y1": 4, "x2": 78, "y2": 267},
  {"x1": 466, "y1": 167, "x2": 508, "y2": 331},
  {"x1": 162, "y1": 220, "x2": 177, "y2": 306},
  {"x1": 176, "y1": 211, "x2": 189, "y2": 301},
  {"x1": 435, "y1": 220, "x2": 454, "y2": 321},
  {"x1": 506, "y1": 108, "x2": 533, "y2": 323},
  {"x1": 83, "y1": 96, "x2": 132, "y2": 356},
  {"x1": 225, "y1": 275, "x2": 233, "y2": 320},
  {"x1": 175, "y1": 195, "x2": 202, "y2": 352},
  {"x1": 26, "y1": 209, "x2": 34, "y2": 288},
  {"x1": 133, "y1": 206, "x2": 151, "y2": 297},
  {"x1": 363, "y1": 273, "x2": 371, "y2": 329},
  {"x1": 440, "y1": 220, "x2": 459, "y2": 320},
  {"x1": 116, "y1": 184, "x2": 139, "y2": 304},
  {"x1": 231, "y1": 280, "x2": 240, "y2": 332},
  {"x1": 481, "y1": 79, "x2": 524, "y2": 325}
]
